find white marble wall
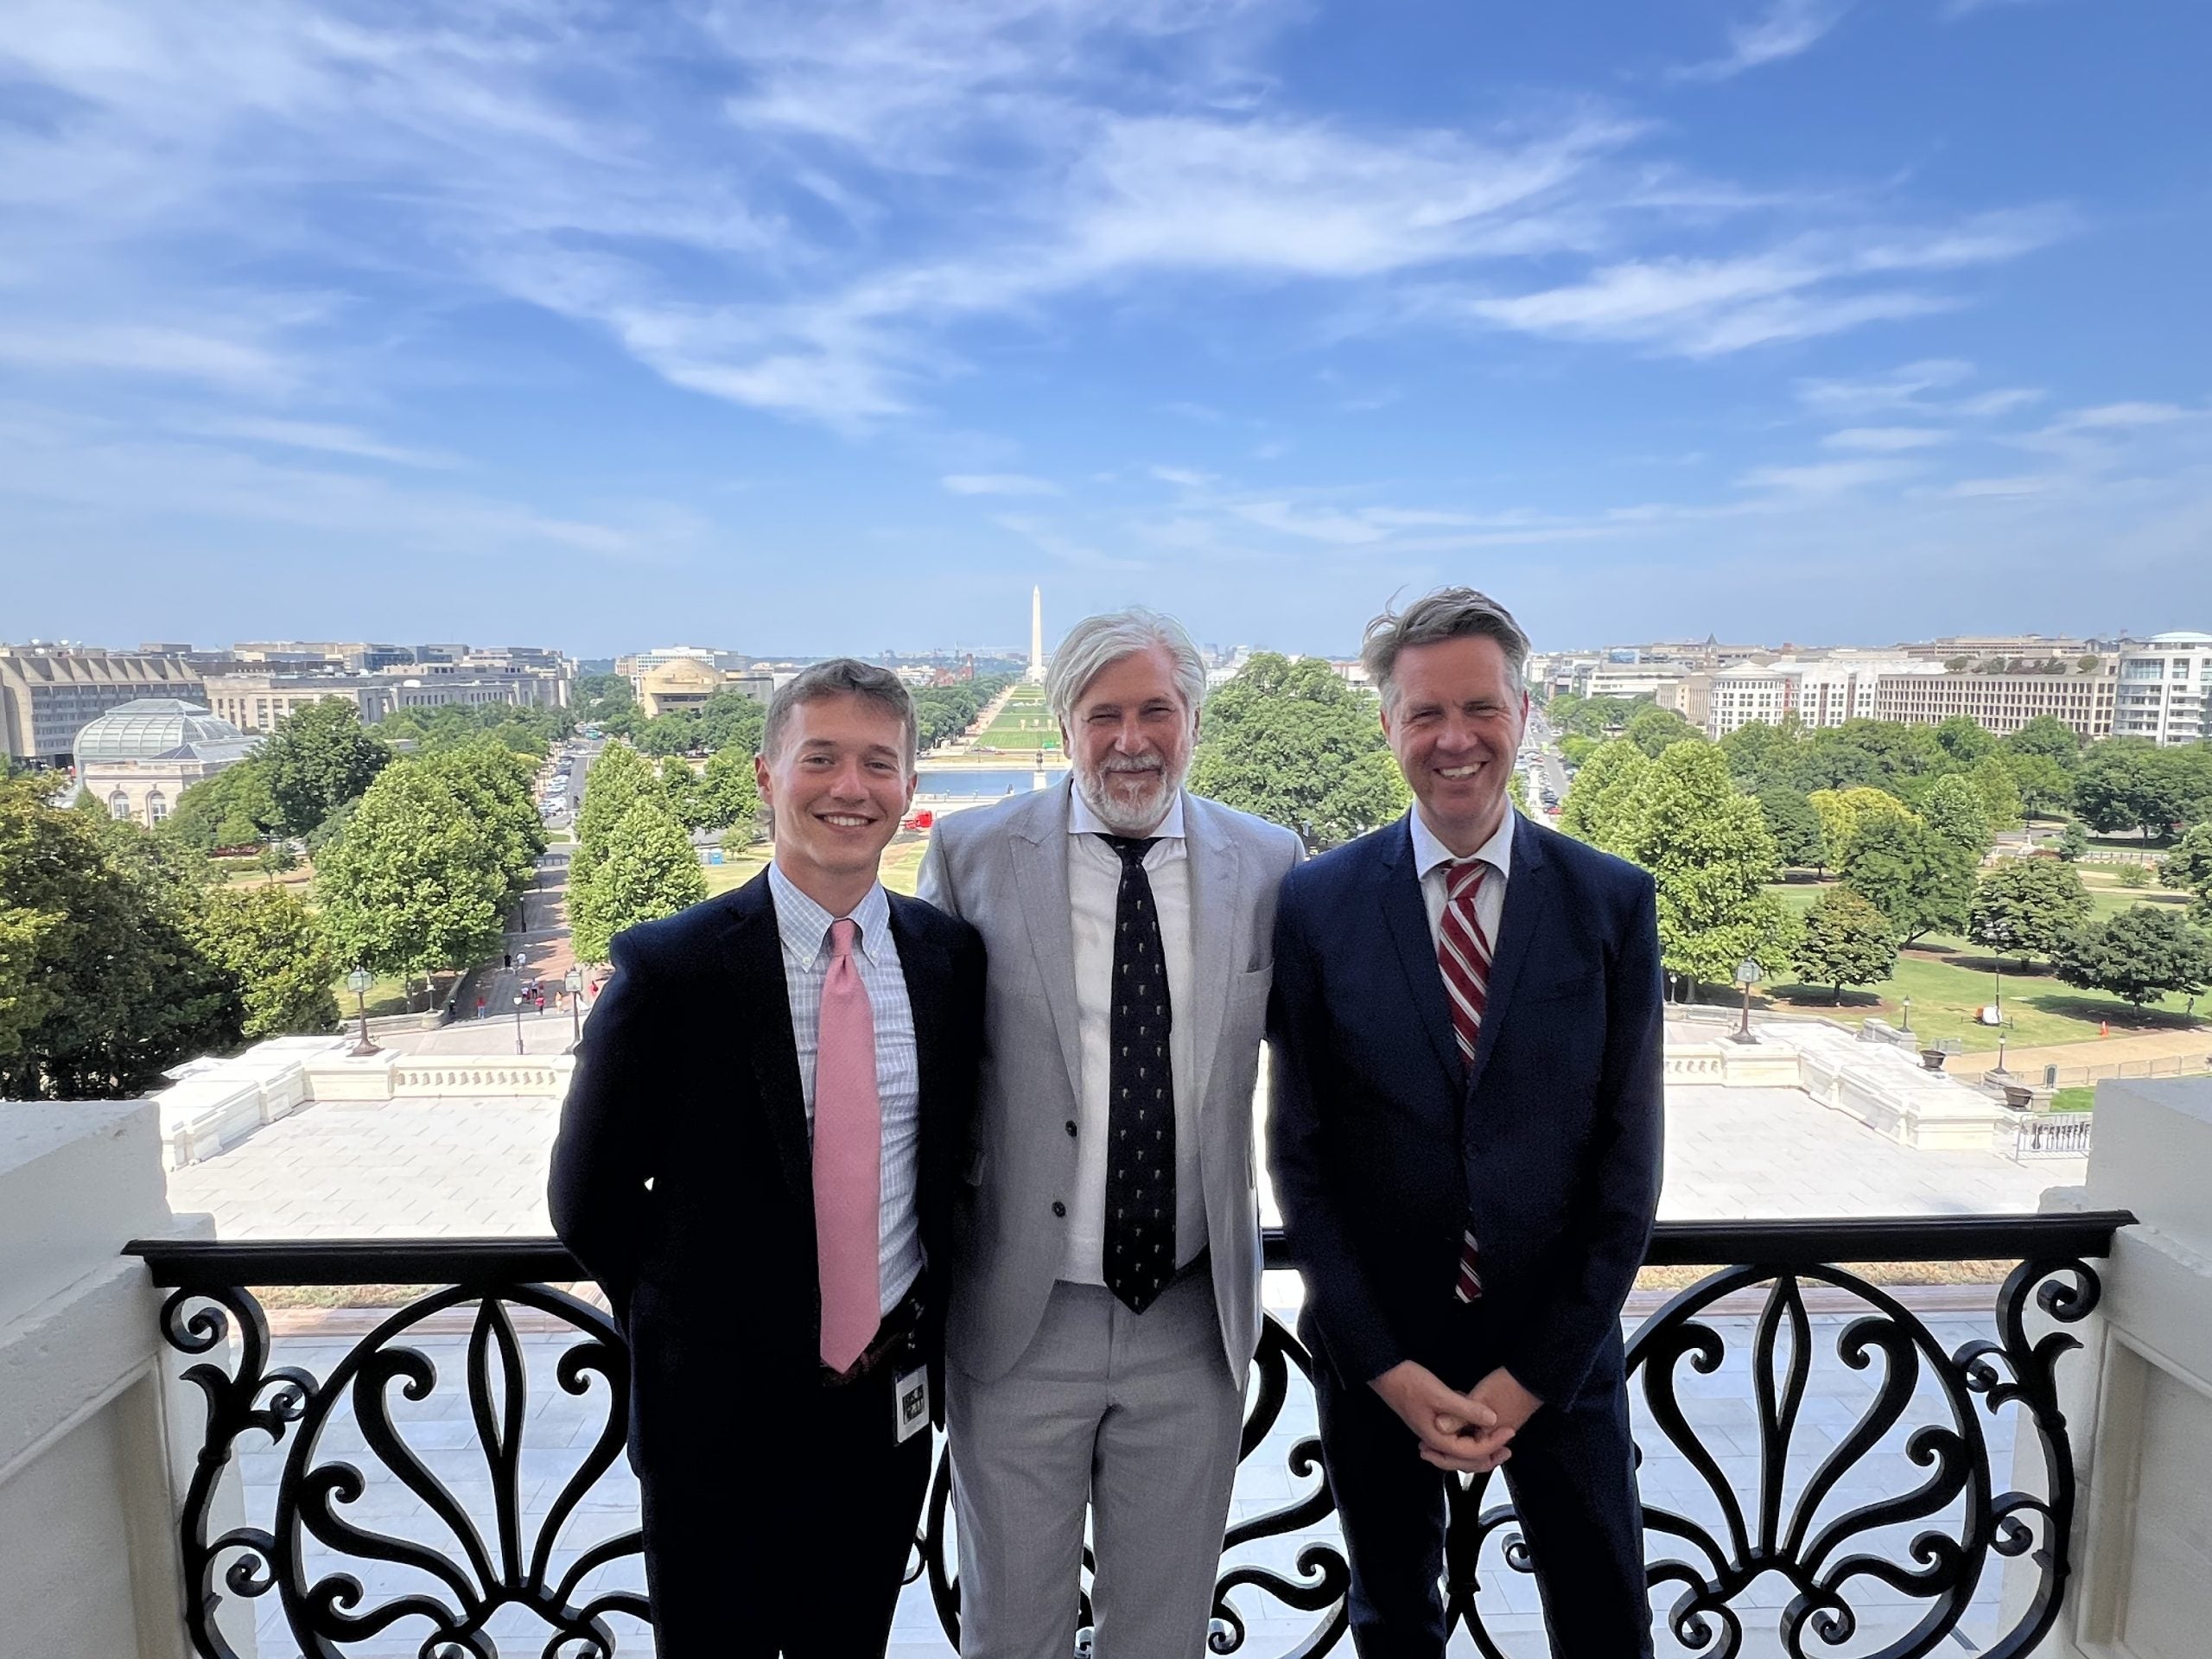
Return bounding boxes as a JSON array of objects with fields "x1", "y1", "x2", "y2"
[{"x1": 2029, "y1": 1077, "x2": 2212, "y2": 1659}]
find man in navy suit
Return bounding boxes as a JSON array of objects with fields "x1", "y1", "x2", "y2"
[
  {"x1": 1268, "y1": 588, "x2": 1663, "y2": 1657},
  {"x1": 550, "y1": 659, "x2": 985, "y2": 1657}
]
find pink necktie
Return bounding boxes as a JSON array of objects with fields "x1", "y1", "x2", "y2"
[{"x1": 815, "y1": 918, "x2": 881, "y2": 1371}]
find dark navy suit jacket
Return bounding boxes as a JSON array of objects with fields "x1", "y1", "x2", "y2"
[
  {"x1": 549, "y1": 872, "x2": 986, "y2": 1453},
  {"x1": 1267, "y1": 810, "x2": 1663, "y2": 1408}
]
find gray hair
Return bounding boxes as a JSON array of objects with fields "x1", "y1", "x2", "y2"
[
  {"x1": 1046, "y1": 607, "x2": 1208, "y2": 728},
  {"x1": 761, "y1": 658, "x2": 916, "y2": 768},
  {"x1": 1360, "y1": 587, "x2": 1531, "y2": 711}
]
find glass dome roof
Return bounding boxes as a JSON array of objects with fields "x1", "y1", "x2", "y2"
[{"x1": 73, "y1": 699, "x2": 259, "y2": 763}]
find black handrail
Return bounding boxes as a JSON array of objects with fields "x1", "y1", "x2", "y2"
[
  {"x1": 137, "y1": 1211, "x2": 2133, "y2": 1659},
  {"x1": 126, "y1": 1210, "x2": 2135, "y2": 1288}
]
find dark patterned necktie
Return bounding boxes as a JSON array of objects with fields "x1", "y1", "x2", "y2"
[{"x1": 1100, "y1": 834, "x2": 1175, "y2": 1313}]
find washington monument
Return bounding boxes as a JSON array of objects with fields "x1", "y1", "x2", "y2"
[{"x1": 1027, "y1": 585, "x2": 1045, "y2": 683}]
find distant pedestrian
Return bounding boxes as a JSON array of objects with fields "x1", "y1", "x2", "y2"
[
  {"x1": 475, "y1": 996, "x2": 486, "y2": 1020},
  {"x1": 504, "y1": 951, "x2": 513, "y2": 970}
]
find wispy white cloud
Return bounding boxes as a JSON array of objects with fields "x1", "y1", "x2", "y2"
[
  {"x1": 1737, "y1": 458, "x2": 1922, "y2": 494},
  {"x1": 1822, "y1": 426, "x2": 1952, "y2": 451},
  {"x1": 181, "y1": 416, "x2": 457, "y2": 468},
  {"x1": 942, "y1": 473, "x2": 1060, "y2": 496},
  {"x1": 1670, "y1": 1, "x2": 1853, "y2": 84},
  {"x1": 1150, "y1": 465, "x2": 1219, "y2": 488},
  {"x1": 1795, "y1": 359, "x2": 2044, "y2": 419}
]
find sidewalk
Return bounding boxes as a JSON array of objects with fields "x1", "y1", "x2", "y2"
[{"x1": 1953, "y1": 1022, "x2": 2212, "y2": 1077}]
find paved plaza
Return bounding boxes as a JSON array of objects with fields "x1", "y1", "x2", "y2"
[{"x1": 165, "y1": 1079, "x2": 2079, "y2": 1243}]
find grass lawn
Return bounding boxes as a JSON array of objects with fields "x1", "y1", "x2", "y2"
[
  {"x1": 2051, "y1": 1086, "x2": 2096, "y2": 1113},
  {"x1": 1761, "y1": 874, "x2": 2207, "y2": 1052}
]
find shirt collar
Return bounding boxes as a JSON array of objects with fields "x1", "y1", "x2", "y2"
[
  {"x1": 1065, "y1": 775, "x2": 1186, "y2": 842},
  {"x1": 767, "y1": 861, "x2": 892, "y2": 968},
  {"x1": 1409, "y1": 804, "x2": 1517, "y2": 885}
]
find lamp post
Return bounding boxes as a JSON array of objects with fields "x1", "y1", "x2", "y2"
[
  {"x1": 512, "y1": 994, "x2": 525, "y2": 1057},
  {"x1": 565, "y1": 964, "x2": 584, "y2": 1050},
  {"x1": 1899, "y1": 995, "x2": 1913, "y2": 1034},
  {"x1": 346, "y1": 968, "x2": 379, "y2": 1058},
  {"x1": 1730, "y1": 958, "x2": 1763, "y2": 1045}
]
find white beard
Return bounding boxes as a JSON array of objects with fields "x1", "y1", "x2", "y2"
[{"x1": 1075, "y1": 757, "x2": 1185, "y2": 836}]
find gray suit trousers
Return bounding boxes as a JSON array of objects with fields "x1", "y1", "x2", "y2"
[{"x1": 949, "y1": 1267, "x2": 1244, "y2": 1659}]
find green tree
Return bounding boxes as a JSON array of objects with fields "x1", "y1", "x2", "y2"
[
  {"x1": 1622, "y1": 705, "x2": 1703, "y2": 757},
  {"x1": 702, "y1": 745, "x2": 764, "y2": 836},
  {"x1": 571, "y1": 741, "x2": 662, "y2": 891},
  {"x1": 2158, "y1": 823, "x2": 2212, "y2": 924},
  {"x1": 1806, "y1": 785, "x2": 1916, "y2": 866},
  {"x1": 194, "y1": 886, "x2": 340, "y2": 1038},
  {"x1": 0, "y1": 779, "x2": 240, "y2": 1098},
  {"x1": 2003, "y1": 751, "x2": 2074, "y2": 818},
  {"x1": 1186, "y1": 653, "x2": 1408, "y2": 849},
  {"x1": 1968, "y1": 859, "x2": 2094, "y2": 964},
  {"x1": 659, "y1": 757, "x2": 715, "y2": 832},
  {"x1": 1968, "y1": 754, "x2": 2024, "y2": 830},
  {"x1": 258, "y1": 698, "x2": 392, "y2": 837},
  {"x1": 1614, "y1": 742, "x2": 1797, "y2": 989},
  {"x1": 2056, "y1": 819, "x2": 2089, "y2": 861},
  {"x1": 569, "y1": 796, "x2": 709, "y2": 964},
  {"x1": 1557, "y1": 734, "x2": 1599, "y2": 768},
  {"x1": 1840, "y1": 813, "x2": 1978, "y2": 944},
  {"x1": 1791, "y1": 887, "x2": 1898, "y2": 1001},
  {"x1": 2074, "y1": 738, "x2": 2184, "y2": 837},
  {"x1": 1717, "y1": 716, "x2": 1802, "y2": 794},
  {"x1": 316, "y1": 761, "x2": 508, "y2": 1004},
  {"x1": 1756, "y1": 789, "x2": 1828, "y2": 872},
  {"x1": 1556, "y1": 739, "x2": 1650, "y2": 854},
  {"x1": 421, "y1": 739, "x2": 544, "y2": 899},
  {"x1": 1918, "y1": 772, "x2": 1993, "y2": 859},
  {"x1": 2051, "y1": 908, "x2": 2212, "y2": 1009},
  {"x1": 162, "y1": 760, "x2": 280, "y2": 853},
  {"x1": 1932, "y1": 715, "x2": 1999, "y2": 766}
]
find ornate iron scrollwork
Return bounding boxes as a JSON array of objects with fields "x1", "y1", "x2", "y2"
[
  {"x1": 145, "y1": 1227, "x2": 2107, "y2": 1659},
  {"x1": 158, "y1": 1281, "x2": 645, "y2": 1659}
]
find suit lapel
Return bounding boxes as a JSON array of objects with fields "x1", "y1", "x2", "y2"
[
  {"x1": 1378, "y1": 817, "x2": 1462, "y2": 1084},
  {"x1": 1008, "y1": 784, "x2": 1086, "y2": 1106},
  {"x1": 1465, "y1": 814, "x2": 1551, "y2": 1100},
  {"x1": 1181, "y1": 793, "x2": 1242, "y2": 1112},
  {"x1": 720, "y1": 872, "x2": 811, "y2": 1205},
  {"x1": 888, "y1": 896, "x2": 950, "y2": 1116}
]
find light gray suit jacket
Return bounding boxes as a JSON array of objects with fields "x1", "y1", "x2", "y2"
[{"x1": 918, "y1": 780, "x2": 1304, "y2": 1383}]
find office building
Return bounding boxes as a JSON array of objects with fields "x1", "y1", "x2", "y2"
[
  {"x1": 73, "y1": 700, "x2": 260, "y2": 830},
  {"x1": 2113, "y1": 632, "x2": 2212, "y2": 746},
  {"x1": 0, "y1": 647, "x2": 205, "y2": 766}
]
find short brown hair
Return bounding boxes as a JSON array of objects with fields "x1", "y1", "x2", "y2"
[
  {"x1": 760, "y1": 658, "x2": 916, "y2": 768},
  {"x1": 1360, "y1": 588, "x2": 1531, "y2": 710}
]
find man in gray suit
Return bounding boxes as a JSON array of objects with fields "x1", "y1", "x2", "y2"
[{"x1": 918, "y1": 607, "x2": 1302, "y2": 1659}]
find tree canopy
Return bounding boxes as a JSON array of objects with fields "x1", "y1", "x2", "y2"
[
  {"x1": 1917, "y1": 772, "x2": 1994, "y2": 860},
  {"x1": 1839, "y1": 812, "x2": 1977, "y2": 944},
  {"x1": 194, "y1": 886, "x2": 339, "y2": 1039},
  {"x1": 1791, "y1": 887, "x2": 1898, "y2": 1001},
  {"x1": 1611, "y1": 742, "x2": 1796, "y2": 988},
  {"x1": 1968, "y1": 858, "x2": 2093, "y2": 963},
  {"x1": 0, "y1": 779, "x2": 240, "y2": 1098},
  {"x1": 2051, "y1": 907, "x2": 2212, "y2": 1009},
  {"x1": 2158, "y1": 823, "x2": 2212, "y2": 925},
  {"x1": 1755, "y1": 788, "x2": 1828, "y2": 871},
  {"x1": 569, "y1": 796, "x2": 708, "y2": 964},
  {"x1": 1185, "y1": 653, "x2": 1407, "y2": 849},
  {"x1": 1556, "y1": 738, "x2": 1650, "y2": 854},
  {"x1": 257, "y1": 698, "x2": 393, "y2": 837}
]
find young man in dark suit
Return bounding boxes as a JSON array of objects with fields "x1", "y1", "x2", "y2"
[
  {"x1": 1268, "y1": 588, "x2": 1665, "y2": 1656},
  {"x1": 550, "y1": 658, "x2": 986, "y2": 1658}
]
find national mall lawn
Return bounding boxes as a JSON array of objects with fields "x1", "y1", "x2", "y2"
[{"x1": 1759, "y1": 861, "x2": 2208, "y2": 1053}]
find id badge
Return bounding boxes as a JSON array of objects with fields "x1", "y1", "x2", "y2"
[{"x1": 893, "y1": 1365, "x2": 930, "y2": 1445}]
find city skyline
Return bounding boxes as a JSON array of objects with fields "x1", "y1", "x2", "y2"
[{"x1": 4, "y1": 2, "x2": 2209, "y2": 653}]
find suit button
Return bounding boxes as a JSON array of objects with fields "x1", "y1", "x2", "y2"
[
  {"x1": 1052, "y1": 1201, "x2": 1067, "y2": 1218},
  {"x1": 1065, "y1": 1121, "x2": 1078, "y2": 1138}
]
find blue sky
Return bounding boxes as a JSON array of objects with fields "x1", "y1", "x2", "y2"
[{"x1": 3, "y1": 0, "x2": 2207, "y2": 656}]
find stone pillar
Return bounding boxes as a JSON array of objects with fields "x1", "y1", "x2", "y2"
[
  {"x1": 0, "y1": 1100, "x2": 202, "y2": 1659},
  {"x1": 2025, "y1": 1077, "x2": 2212, "y2": 1657}
]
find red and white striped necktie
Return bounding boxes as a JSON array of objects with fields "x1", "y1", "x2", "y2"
[{"x1": 1439, "y1": 858, "x2": 1491, "y2": 1303}]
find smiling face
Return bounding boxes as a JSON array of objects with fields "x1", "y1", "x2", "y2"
[
  {"x1": 1381, "y1": 633, "x2": 1529, "y2": 856},
  {"x1": 755, "y1": 691, "x2": 916, "y2": 906},
  {"x1": 1063, "y1": 644, "x2": 1198, "y2": 836}
]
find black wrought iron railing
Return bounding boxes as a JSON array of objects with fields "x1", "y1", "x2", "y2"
[{"x1": 130, "y1": 1213, "x2": 2130, "y2": 1659}]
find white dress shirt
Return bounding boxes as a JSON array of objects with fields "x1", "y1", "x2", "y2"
[
  {"x1": 1061, "y1": 782, "x2": 1205, "y2": 1283},
  {"x1": 768, "y1": 863, "x2": 923, "y2": 1317},
  {"x1": 1409, "y1": 805, "x2": 1516, "y2": 955}
]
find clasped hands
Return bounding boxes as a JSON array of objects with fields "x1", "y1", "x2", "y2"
[{"x1": 1370, "y1": 1360, "x2": 1541, "y2": 1474}]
